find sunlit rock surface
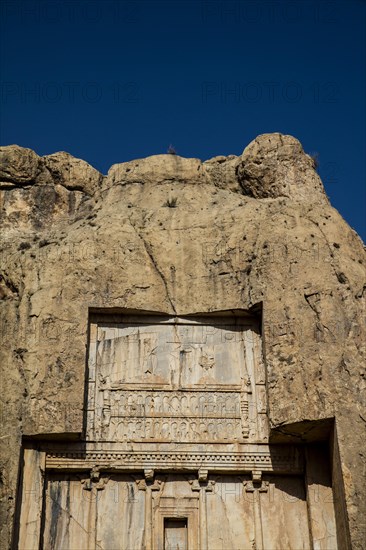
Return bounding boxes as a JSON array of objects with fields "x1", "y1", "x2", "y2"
[{"x1": 0, "y1": 134, "x2": 365, "y2": 549}]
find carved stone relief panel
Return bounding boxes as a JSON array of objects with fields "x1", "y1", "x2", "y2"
[{"x1": 87, "y1": 314, "x2": 268, "y2": 445}]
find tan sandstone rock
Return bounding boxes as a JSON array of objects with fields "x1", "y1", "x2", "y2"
[
  {"x1": 236, "y1": 133, "x2": 328, "y2": 202},
  {"x1": 0, "y1": 145, "x2": 40, "y2": 186},
  {"x1": 105, "y1": 153, "x2": 207, "y2": 188},
  {"x1": 43, "y1": 151, "x2": 102, "y2": 195},
  {"x1": 0, "y1": 134, "x2": 365, "y2": 549}
]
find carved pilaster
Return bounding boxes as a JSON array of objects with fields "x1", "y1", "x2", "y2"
[
  {"x1": 190, "y1": 472, "x2": 215, "y2": 550},
  {"x1": 198, "y1": 468, "x2": 208, "y2": 482},
  {"x1": 135, "y1": 470, "x2": 163, "y2": 549},
  {"x1": 81, "y1": 466, "x2": 110, "y2": 491},
  {"x1": 243, "y1": 472, "x2": 269, "y2": 550}
]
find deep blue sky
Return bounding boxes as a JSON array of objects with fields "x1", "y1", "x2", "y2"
[{"x1": 1, "y1": 0, "x2": 365, "y2": 241}]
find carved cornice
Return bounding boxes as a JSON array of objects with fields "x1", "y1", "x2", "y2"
[{"x1": 45, "y1": 447, "x2": 303, "y2": 473}]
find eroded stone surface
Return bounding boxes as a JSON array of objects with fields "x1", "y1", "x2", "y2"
[
  {"x1": 236, "y1": 133, "x2": 328, "y2": 202},
  {"x1": 0, "y1": 134, "x2": 365, "y2": 548},
  {"x1": 0, "y1": 145, "x2": 40, "y2": 185},
  {"x1": 43, "y1": 151, "x2": 102, "y2": 195},
  {"x1": 106, "y1": 154, "x2": 207, "y2": 188}
]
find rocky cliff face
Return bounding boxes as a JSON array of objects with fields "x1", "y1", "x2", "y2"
[{"x1": 0, "y1": 133, "x2": 365, "y2": 548}]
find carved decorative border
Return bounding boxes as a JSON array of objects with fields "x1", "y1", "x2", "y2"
[{"x1": 45, "y1": 448, "x2": 303, "y2": 474}]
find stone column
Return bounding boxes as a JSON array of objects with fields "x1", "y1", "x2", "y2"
[
  {"x1": 136, "y1": 469, "x2": 162, "y2": 550},
  {"x1": 81, "y1": 466, "x2": 110, "y2": 550},
  {"x1": 243, "y1": 471, "x2": 269, "y2": 550},
  {"x1": 190, "y1": 469, "x2": 215, "y2": 550}
]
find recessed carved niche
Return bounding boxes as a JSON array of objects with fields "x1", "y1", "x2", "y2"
[
  {"x1": 14, "y1": 310, "x2": 339, "y2": 549},
  {"x1": 87, "y1": 312, "x2": 268, "y2": 446}
]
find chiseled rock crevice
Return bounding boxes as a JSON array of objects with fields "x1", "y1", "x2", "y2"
[{"x1": 0, "y1": 133, "x2": 365, "y2": 548}]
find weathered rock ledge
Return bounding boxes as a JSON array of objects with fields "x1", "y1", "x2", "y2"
[{"x1": 0, "y1": 133, "x2": 328, "y2": 230}]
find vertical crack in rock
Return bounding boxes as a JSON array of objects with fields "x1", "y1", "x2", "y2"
[
  {"x1": 304, "y1": 292, "x2": 333, "y2": 339},
  {"x1": 128, "y1": 216, "x2": 176, "y2": 314},
  {"x1": 246, "y1": 222, "x2": 261, "y2": 307}
]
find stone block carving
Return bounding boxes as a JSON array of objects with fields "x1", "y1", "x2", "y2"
[{"x1": 87, "y1": 315, "x2": 269, "y2": 444}]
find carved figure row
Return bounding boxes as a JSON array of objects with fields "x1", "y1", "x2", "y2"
[
  {"x1": 96, "y1": 390, "x2": 243, "y2": 417},
  {"x1": 93, "y1": 417, "x2": 247, "y2": 442}
]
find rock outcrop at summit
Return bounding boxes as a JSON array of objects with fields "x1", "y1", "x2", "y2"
[
  {"x1": 236, "y1": 133, "x2": 327, "y2": 201},
  {"x1": 0, "y1": 134, "x2": 365, "y2": 548},
  {"x1": 0, "y1": 145, "x2": 40, "y2": 185}
]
